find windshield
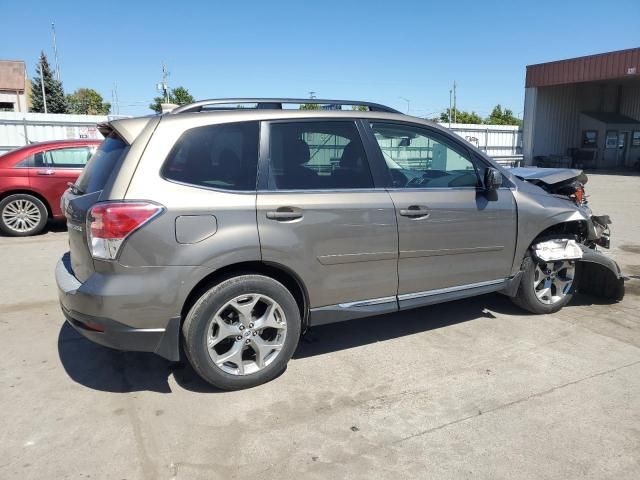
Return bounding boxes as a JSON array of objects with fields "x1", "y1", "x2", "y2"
[{"x1": 75, "y1": 133, "x2": 129, "y2": 194}]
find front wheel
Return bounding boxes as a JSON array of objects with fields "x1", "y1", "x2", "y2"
[
  {"x1": 182, "y1": 274, "x2": 301, "y2": 390},
  {"x1": 511, "y1": 254, "x2": 576, "y2": 314}
]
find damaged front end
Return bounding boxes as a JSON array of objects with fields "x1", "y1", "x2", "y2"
[
  {"x1": 531, "y1": 237, "x2": 625, "y2": 301},
  {"x1": 510, "y1": 167, "x2": 625, "y2": 301}
]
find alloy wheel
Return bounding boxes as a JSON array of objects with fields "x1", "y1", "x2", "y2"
[
  {"x1": 533, "y1": 260, "x2": 575, "y2": 305},
  {"x1": 2, "y1": 199, "x2": 42, "y2": 233},
  {"x1": 206, "y1": 293, "x2": 287, "y2": 375}
]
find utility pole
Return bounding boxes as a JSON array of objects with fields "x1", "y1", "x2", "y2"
[
  {"x1": 308, "y1": 91, "x2": 316, "y2": 99},
  {"x1": 156, "y1": 63, "x2": 170, "y2": 103},
  {"x1": 112, "y1": 82, "x2": 119, "y2": 115},
  {"x1": 51, "y1": 22, "x2": 61, "y2": 81},
  {"x1": 39, "y1": 63, "x2": 48, "y2": 114},
  {"x1": 448, "y1": 88, "x2": 452, "y2": 128},
  {"x1": 453, "y1": 81, "x2": 457, "y2": 124}
]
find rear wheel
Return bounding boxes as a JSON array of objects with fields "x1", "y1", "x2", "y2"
[
  {"x1": 0, "y1": 194, "x2": 48, "y2": 236},
  {"x1": 182, "y1": 274, "x2": 301, "y2": 390},
  {"x1": 511, "y1": 254, "x2": 576, "y2": 314}
]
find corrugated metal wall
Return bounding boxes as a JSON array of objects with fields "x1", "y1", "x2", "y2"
[
  {"x1": 526, "y1": 48, "x2": 640, "y2": 88},
  {"x1": 524, "y1": 80, "x2": 640, "y2": 165},
  {"x1": 0, "y1": 112, "x2": 108, "y2": 154},
  {"x1": 621, "y1": 83, "x2": 640, "y2": 120},
  {"x1": 530, "y1": 85, "x2": 579, "y2": 159}
]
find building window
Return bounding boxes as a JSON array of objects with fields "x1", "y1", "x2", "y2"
[
  {"x1": 581, "y1": 130, "x2": 598, "y2": 147},
  {"x1": 605, "y1": 131, "x2": 618, "y2": 149},
  {"x1": 0, "y1": 102, "x2": 14, "y2": 112},
  {"x1": 632, "y1": 131, "x2": 640, "y2": 147}
]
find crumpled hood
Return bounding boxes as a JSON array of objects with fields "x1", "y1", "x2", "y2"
[{"x1": 510, "y1": 167, "x2": 586, "y2": 185}]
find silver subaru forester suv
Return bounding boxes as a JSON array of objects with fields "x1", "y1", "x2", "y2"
[{"x1": 56, "y1": 98, "x2": 624, "y2": 390}]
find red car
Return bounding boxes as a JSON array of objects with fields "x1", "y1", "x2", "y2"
[{"x1": 0, "y1": 139, "x2": 102, "y2": 236}]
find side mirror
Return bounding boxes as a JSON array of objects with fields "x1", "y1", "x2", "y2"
[{"x1": 484, "y1": 167, "x2": 503, "y2": 191}]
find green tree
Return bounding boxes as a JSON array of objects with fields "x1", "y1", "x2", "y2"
[
  {"x1": 299, "y1": 103, "x2": 321, "y2": 110},
  {"x1": 30, "y1": 51, "x2": 68, "y2": 113},
  {"x1": 439, "y1": 108, "x2": 483, "y2": 124},
  {"x1": 352, "y1": 105, "x2": 369, "y2": 111},
  {"x1": 66, "y1": 88, "x2": 111, "y2": 115},
  {"x1": 485, "y1": 104, "x2": 522, "y2": 126},
  {"x1": 149, "y1": 86, "x2": 195, "y2": 113}
]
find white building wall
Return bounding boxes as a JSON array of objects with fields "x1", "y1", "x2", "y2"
[{"x1": 0, "y1": 91, "x2": 27, "y2": 112}]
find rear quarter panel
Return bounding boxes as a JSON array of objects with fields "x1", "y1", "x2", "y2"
[{"x1": 119, "y1": 115, "x2": 261, "y2": 272}]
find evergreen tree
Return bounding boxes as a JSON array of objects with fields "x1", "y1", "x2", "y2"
[{"x1": 30, "y1": 52, "x2": 68, "y2": 113}]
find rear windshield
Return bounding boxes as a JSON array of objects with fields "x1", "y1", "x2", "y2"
[{"x1": 76, "y1": 133, "x2": 129, "y2": 193}]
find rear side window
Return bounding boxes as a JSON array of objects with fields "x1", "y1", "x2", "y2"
[
  {"x1": 76, "y1": 134, "x2": 129, "y2": 194},
  {"x1": 267, "y1": 121, "x2": 373, "y2": 190},
  {"x1": 162, "y1": 121, "x2": 259, "y2": 191},
  {"x1": 35, "y1": 147, "x2": 93, "y2": 168}
]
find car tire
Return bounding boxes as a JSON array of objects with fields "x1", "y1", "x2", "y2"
[
  {"x1": 0, "y1": 194, "x2": 48, "y2": 236},
  {"x1": 182, "y1": 274, "x2": 301, "y2": 390},
  {"x1": 511, "y1": 252, "x2": 576, "y2": 314}
]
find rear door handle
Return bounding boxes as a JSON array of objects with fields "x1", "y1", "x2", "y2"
[
  {"x1": 266, "y1": 207, "x2": 303, "y2": 221},
  {"x1": 37, "y1": 169, "x2": 55, "y2": 176},
  {"x1": 399, "y1": 205, "x2": 431, "y2": 218}
]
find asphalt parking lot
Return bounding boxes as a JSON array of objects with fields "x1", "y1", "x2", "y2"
[{"x1": 1, "y1": 173, "x2": 639, "y2": 479}]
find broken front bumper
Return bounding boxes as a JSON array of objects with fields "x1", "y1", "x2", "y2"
[{"x1": 531, "y1": 238, "x2": 625, "y2": 301}]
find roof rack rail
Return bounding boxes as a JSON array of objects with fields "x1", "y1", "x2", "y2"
[{"x1": 169, "y1": 98, "x2": 400, "y2": 114}]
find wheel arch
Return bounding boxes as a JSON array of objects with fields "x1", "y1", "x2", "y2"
[
  {"x1": 180, "y1": 261, "x2": 310, "y2": 331},
  {"x1": 0, "y1": 189, "x2": 53, "y2": 218}
]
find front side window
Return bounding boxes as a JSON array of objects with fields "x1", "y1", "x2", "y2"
[
  {"x1": 35, "y1": 147, "x2": 93, "y2": 168},
  {"x1": 163, "y1": 121, "x2": 259, "y2": 191},
  {"x1": 370, "y1": 122, "x2": 479, "y2": 188},
  {"x1": 267, "y1": 121, "x2": 373, "y2": 190}
]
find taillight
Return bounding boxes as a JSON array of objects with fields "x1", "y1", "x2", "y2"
[
  {"x1": 573, "y1": 186, "x2": 586, "y2": 206},
  {"x1": 87, "y1": 202, "x2": 163, "y2": 260}
]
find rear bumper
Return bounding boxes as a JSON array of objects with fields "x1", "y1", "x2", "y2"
[{"x1": 55, "y1": 253, "x2": 181, "y2": 361}]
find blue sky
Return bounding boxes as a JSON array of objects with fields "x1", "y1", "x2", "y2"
[{"x1": 1, "y1": 0, "x2": 638, "y2": 117}]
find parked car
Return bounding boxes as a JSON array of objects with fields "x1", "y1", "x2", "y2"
[
  {"x1": 0, "y1": 139, "x2": 102, "y2": 236},
  {"x1": 56, "y1": 98, "x2": 625, "y2": 390}
]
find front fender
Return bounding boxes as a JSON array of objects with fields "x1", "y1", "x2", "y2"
[{"x1": 512, "y1": 188, "x2": 590, "y2": 274}]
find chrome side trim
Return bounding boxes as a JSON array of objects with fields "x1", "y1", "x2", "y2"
[
  {"x1": 398, "y1": 279, "x2": 506, "y2": 301},
  {"x1": 317, "y1": 251, "x2": 397, "y2": 265},
  {"x1": 338, "y1": 296, "x2": 397, "y2": 308},
  {"x1": 400, "y1": 245, "x2": 504, "y2": 259}
]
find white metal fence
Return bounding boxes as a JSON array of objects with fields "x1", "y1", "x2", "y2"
[
  {"x1": 0, "y1": 113, "x2": 523, "y2": 166},
  {"x1": 0, "y1": 112, "x2": 108, "y2": 154}
]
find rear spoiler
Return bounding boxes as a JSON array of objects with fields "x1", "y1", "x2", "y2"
[{"x1": 97, "y1": 116, "x2": 155, "y2": 144}]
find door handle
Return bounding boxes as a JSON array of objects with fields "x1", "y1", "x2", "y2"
[
  {"x1": 266, "y1": 207, "x2": 303, "y2": 221},
  {"x1": 399, "y1": 205, "x2": 431, "y2": 218},
  {"x1": 37, "y1": 169, "x2": 55, "y2": 176}
]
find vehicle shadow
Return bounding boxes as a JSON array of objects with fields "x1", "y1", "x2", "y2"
[{"x1": 58, "y1": 293, "x2": 531, "y2": 394}]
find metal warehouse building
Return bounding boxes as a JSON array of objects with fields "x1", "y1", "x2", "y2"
[{"x1": 523, "y1": 47, "x2": 640, "y2": 169}]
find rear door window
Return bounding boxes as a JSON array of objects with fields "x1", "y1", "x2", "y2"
[
  {"x1": 76, "y1": 134, "x2": 129, "y2": 193},
  {"x1": 162, "y1": 121, "x2": 259, "y2": 191},
  {"x1": 35, "y1": 147, "x2": 93, "y2": 168},
  {"x1": 267, "y1": 121, "x2": 374, "y2": 190}
]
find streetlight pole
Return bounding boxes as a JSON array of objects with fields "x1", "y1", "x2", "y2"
[{"x1": 399, "y1": 96, "x2": 410, "y2": 114}]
